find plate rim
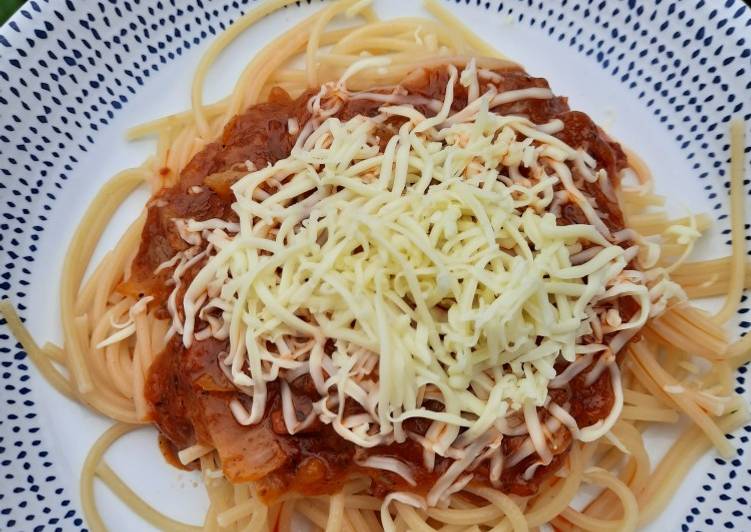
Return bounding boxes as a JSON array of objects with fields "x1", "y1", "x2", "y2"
[{"x1": 1, "y1": 0, "x2": 750, "y2": 530}]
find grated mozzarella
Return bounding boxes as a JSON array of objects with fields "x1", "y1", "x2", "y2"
[
  {"x1": 163, "y1": 61, "x2": 685, "y2": 495},
  {"x1": 356, "y1": 456, "x2": 417, "y2": 486}
]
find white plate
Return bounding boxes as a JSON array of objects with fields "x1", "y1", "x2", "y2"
[{"x1": 1, "y1": 1, "x2": 750, "y2": 530}]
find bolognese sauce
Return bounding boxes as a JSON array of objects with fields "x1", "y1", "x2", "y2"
[{"x1": 129, "y1": 66, "x2": 628, "y2": 501}]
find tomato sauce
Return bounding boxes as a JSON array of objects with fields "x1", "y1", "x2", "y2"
[{"x1": 139, "y1": 66, "x2": 626, "y2": 501}]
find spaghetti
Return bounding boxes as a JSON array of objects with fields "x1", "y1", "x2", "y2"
[{"x1": 1, "y1": 1, "x2": 749, "y2": 531}]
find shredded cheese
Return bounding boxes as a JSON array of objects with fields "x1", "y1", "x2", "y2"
[{"x1": 163, "y1": 61, "x2": 683, "y2": 493}]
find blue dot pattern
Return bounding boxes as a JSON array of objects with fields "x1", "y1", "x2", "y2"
[{"x1": 0, "y1": 1, "x2": 749, "y2": 530}]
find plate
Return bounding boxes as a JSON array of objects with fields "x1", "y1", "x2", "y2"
[{"x1": 1, "y1": 1, "x2": 750, "y2": 530}]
